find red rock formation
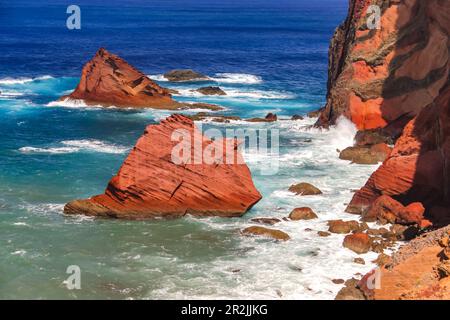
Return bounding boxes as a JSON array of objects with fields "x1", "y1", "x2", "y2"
[
  {"x1": 64, "y1": 114, "x2": 262, "y2": 219},
  {"x1": 363, "y1": 195, "x2": 425, "y2": 225},
  {"x1": 62, "y1": 48, "x2": 179, "y2": 109},
  {"x1": 347, "y1": 84, "x2": 450, "y2": 225},
  {"x1": 318, "y1": 0, "x2": 450, "y2": 132}
]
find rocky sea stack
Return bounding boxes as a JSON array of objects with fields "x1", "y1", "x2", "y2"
[
  {"x1": 64, "y1": 114, "x2": 262, "y2": 219},
  {"x1": 62, "y1": 48, "x2": 179, "y2": 109}
]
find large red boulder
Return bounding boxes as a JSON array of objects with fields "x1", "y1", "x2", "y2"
[
  {"x1": 64, "y1": 114, "x2": 262, "y2": 219},
  {"x1": 62, "y1": 48, "x2": 179, "y2": 109}
]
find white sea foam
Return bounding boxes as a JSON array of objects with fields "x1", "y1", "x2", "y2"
[
  {"x1": 46, "y1": 98, "x2": 103, "y2": 109},
  {"x1": 210, "y1": 73, "x2": 263, "y2": 84},
  {"x1": 149, "y1": 73, "x2": 262, "y2": 84},
  {"x1": 174, "y1": 88, "x2": 295, "y2": 100},
  {"x1": 0, "y1": 75, "x2": 53, "y2": 85},
  {"x1": 19, "y1": 140, "x2": 129, "y2": 155}
]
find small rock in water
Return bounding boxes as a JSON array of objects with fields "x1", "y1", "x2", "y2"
[
  {"x1": 196, "y1": 86, "x2": 227, "y2": 96},
  {"x1": 241, "y1": 226, "x2": 290, "y2": 241},
  {"x1": 288, "y1": 182, "x2": 322, "y2": 196},
  {"x1": 164, "y1": 69, "x2": 208, "y2": 82},
  {"x1": 288, "y1": 207, "x2": 318, "y2": 220},
  {"x1": 353, "y1": 258, "x2": 366, "y2": 265},
  {"x1": 332, "y1": 279, "x2": 345, "y2": 284},
  {"x1": 318, "y1": 231, "x2": 331, "y2": 237},
  {"x1": 343, "y1": 233, "x2": 372, "y2": 254}
]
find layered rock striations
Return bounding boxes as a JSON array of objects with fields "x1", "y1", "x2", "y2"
[
  {"x1": 62, "y1": 48, "x2": 179, "y2": 108},
  {"x1": 64, "y1": 114, "x2": 262, "y2": 219},
  {"x1": 318, "y1": 0, "x2": 450, "y2": 133},
  {"x1": 347, "y1": 84, "x2": 450, "y2": 225}
]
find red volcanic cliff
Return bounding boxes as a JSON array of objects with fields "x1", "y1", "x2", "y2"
[
  {"x1": 62, "y1": 48, "x2": 179, "y2": 109},
  {"x1": 347, "y1": 84, "x2": 450, "y2": 225},
  {"x1": 64, "y1": 114, "x2": 262, "y2": 219},
  {"x1": 318, "y1": 0, "x2": 449, "y2": 132}
]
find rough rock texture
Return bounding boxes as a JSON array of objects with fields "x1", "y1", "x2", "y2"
[
  {"x1": 288, "y1": 183, "x2": 322, "y2": 196},
  {"x1": 318, "y1": 0, "x2": 450, "y2": 132},
  {"x1": 64, "y1": 115, "x2": 262, "y2": 219},
  {"x1": 343, "y1": 233, "x2": 372, "y2": 254},
  {"x1": 164, "y1": 69, "x2": 208, "y2": 82},
  {"x1": 63, "y1": 48, "x2": 178, "y2": 109},
  {"x1": 339, "y1": 143, "x2": 391, "y2": 164},
  {"x1": 347, "y1": 84, "x2": 450, "y2": 225},
  {"x1": 359, "y1": 226, "x2": 450, "y2": 300},
  {"x1": 362, "y1": 195, "x2": 425, "y2": 225},
  {"x1": 241, "y1": 226, "x2": 290, "y2": 241},
  {"x1": 327, "y1": 219, "x2": 365, "y2": 234},
  {"x1": 196, "y1": 86, "x2": 227, "y2": 96},
  {"x1": 288, "y1": 207, "x2": 318, "y2": 220}
]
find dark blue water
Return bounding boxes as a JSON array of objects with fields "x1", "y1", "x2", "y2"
[{"x1": 0, "y1": 0, "x2": 366, "y2": 299}]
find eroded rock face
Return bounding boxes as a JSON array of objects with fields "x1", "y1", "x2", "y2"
[
  {"x1": 64, "y1": 114, "x2": 262, "y2": 219},
  {"x1": 63, "y1": 48, "x2": 178, "y2": 108},
  {"x1": 318, "y1": 0, "x2": 450, "y2": 131},
  {"x1": 347, "y1": 84, "x2": 450, "y2": 224}
]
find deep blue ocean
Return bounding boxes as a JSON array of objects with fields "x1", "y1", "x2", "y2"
[{"x1": 0, "y1": 0, "x2": 382, "y2": 300}]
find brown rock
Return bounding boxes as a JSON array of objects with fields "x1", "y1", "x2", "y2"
[
  {"x1": 307, "y1": 108, "x2": 323, "y2": 118},
  {"x1": 288, "y1": 207, "x2": 318, "y2": 220},
  {"x1": 164, "y1": 69, "x2": 208, "y2": 82},
  {"x1": 64, "y1": 115, "x2": 262, "y2": 219},
  {"x1": 339, "y1": 143, "x2": 391, "y2": 164},
  {"x1": 318, "y1": 231, "x2": 331, "y2": 237},
  {"x1": 62, "y1": 48, "x2": 178, "y2": 109},
  {"x1": 335, "y1": 278, "x2": 365, "y2": 300},
  {"x1": 246, "y1": 113, "x2": 278, "y2": 123},
  {"x1": 332, "y1": 279, "x2": 345, "y2": 284},
  {"x1": 327, "y1": 220, "x2": 360, "y2": 234},
  {"x1": 196, "y1": 86, "x2": 226, "y2": 96},
  {"x1": 291, "y1": 115, "x2": 304, "y2": 121},
  {"x1": 241, "y1": 226, "x2": 290, "y2": 241},
  {"x1": 288, "y1": 183, "x2": 322, "y2": 196},
  {"x1": 355, "y1": 129, "x2": 394, "y2": 147},
  {"x1": 250, "y1": 217, "x2": 281, "y2": 226},
  {"x1": 343, "y1": 233, "x2": 372, "y2": 254},
  {"x1": 354, "y1": 258, "x2": 365, "y2": 265},
  {"x1": 362, "y1": 195, "x2": 425, "y2": 225}
]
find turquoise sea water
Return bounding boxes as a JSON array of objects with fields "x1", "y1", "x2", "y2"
[{"x1": 0, "y1": 0, "x2": 383, "y2": 299}]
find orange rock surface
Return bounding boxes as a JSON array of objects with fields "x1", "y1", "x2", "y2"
[
  {"x1": 64, "y1": 114, "x2": 262, "y2": 219},
  {"x1": 318, "y1": 0, "x2": 450, "y2": 131},
  {"x1": 62, "y1": 48, "x2": 179, "y2": 109}
]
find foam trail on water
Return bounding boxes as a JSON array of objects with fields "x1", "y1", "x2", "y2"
[
  {"x1": 19, "y1": 140, "x2": 130, "y2": 154},
  {"x1": 0, "y1": 75, "x2": 53, "y2": 85},
  {"x1": 148, "y1": 73, "x2": 262, "y2": 84}
]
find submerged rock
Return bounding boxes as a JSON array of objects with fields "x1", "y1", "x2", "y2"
[
  {"x1": 164, "y1": 69, "x2": 209, "y2": 82},
  {"x1": 288, "y1": 207, "x2": 318, "y2": 220},
  {"x1": 196, "y1": 86, "x2": 226, "y2": 96},
  {"x1": 241, "y1": 226, "x2": 290, "y2": 241},
  {"x1": 62, "y1": 48, "x2": 178, "y2": 109},
  {"x1": 288, "y1": 183, "x2": 322, "y2": 196},
  {"x1": 250, "y1": 217, "x2": 281, "y2": 226},
  {"x1": 246, "y1": 113, "x2": 278, "y2": 123},
  {"x1": 64, "y1": 114, "x2": 262, "y2": 219},
  {"x1": 291, "y1": 115, "x2": 304, "y2": 121}
]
